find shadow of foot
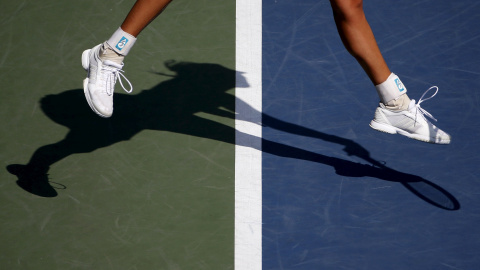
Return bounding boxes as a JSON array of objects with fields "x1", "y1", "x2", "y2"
[{"x1": 6, "y1": 164, "x2": 58, "y2": 197}]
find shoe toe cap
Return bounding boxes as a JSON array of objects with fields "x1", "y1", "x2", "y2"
[
  {"x1": 433, "y1": 128, "x2": 451, "y2": 144},
  {"x1": 96, "y1": 106, "x2": 113, "y2": 117},
  {"x1": 90, "y1": 93, "x2": 113, "y2": 117}
]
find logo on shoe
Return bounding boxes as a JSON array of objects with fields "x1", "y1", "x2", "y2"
[
  {"x1": 394, "y1": 78, "x2": 405, "y2": 92},
  {"x1": 116, "y1": 36, "x2": 129, "y2": 51}
]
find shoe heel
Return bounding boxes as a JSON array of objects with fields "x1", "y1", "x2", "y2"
[{"x1": 81, "y1": 49, "x2": 91, "y2": 71}]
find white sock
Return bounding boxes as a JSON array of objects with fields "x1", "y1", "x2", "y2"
[
  {"x1": 375, "y1": 73, "x2": 410, "y2": 111},
  {"x1": 99, "y1": 42, "x2": 124, "y2": 65},
  {"x1": 386, "y1": 93, "x2": 410, "y2": 111},
  {"x1": 106, "y1": 27, "x2": 137, "y2": 56}
]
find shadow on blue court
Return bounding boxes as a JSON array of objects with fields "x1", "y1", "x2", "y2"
[{"x1": 262, "y1": 0, "x2": 480, "y2": 269}]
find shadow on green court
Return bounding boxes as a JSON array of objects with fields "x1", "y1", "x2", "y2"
[{"x1": 6, "y1": 61, "x2": 459, "y2": 210}]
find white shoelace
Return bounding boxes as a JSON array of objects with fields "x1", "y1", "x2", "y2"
[
  {"x1": 412, "y1": 86, "x2": 439, "y2": 124},
  {"x1": 103, "y1": 60, "x2": 133, "y2": 96}
]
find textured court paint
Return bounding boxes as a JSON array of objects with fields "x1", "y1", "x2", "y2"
[
  {"x1": 262, "y1": 0, "x2": 480, "y2": 269},
  {"x1": 1, "y1": 0, "x2": 235, "y2": 269},
  {"x1": 235, "y1": 1, "x2": 263, "y2": 270}
]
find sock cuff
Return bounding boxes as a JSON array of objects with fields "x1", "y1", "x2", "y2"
[
  {"x1": 375, "y1": 73, "x2": 407, "y2": 103},
  {"x1": 106, "y1": 27, "x2": 137, "y2": 56}
]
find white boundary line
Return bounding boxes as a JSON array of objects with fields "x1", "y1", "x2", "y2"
[{"x1": 235, "y1": 0, "x2": 262, "y2": 269}]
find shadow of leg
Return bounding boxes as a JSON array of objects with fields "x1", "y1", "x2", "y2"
[
  {"x1": 5, "y1": 136, "x2": 91, "y2": 197},
  {"x1": 6, "y1": 164, "x2": 57, "y2": 197}
]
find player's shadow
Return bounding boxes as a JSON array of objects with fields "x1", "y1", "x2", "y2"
[{"x1": 6, "y1": 61, "x2": 459, "y2": 210}]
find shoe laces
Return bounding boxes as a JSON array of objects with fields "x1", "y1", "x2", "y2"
[
  {"x1": 102, "y1": 60, "x2": 133, "y2": 95},
  {"x1": 411, "y1": 86, "x2": 439, "y2": 125}
]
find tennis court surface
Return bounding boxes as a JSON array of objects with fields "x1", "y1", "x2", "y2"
[{"x1": 1, "y1": 0, "x2": 480, "y2": 269}]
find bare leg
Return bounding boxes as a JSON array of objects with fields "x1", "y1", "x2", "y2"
[
  {"x1": 329, "y1": 0, "x2": 390, "y2": 85},
  {"x1": 329, "y1": 1, "x2": 450, "y2": 144},
  {"x1": 101, "y1": 0, "x2": 173, "y2": 60},
  {"x1": 121, "y1": 0, "x2": 173, "y2": 37}
]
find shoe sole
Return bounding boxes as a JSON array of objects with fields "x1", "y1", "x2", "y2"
[
  {"x1": 369, "y1": 120, "x2": 450, "y2": 144},
  {"x1": 82, "y1": 49, "x2": 110, "y2": 118}
]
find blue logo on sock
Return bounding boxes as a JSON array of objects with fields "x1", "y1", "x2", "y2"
[
  {"x1": 116, "y1": 36, "x2": 129, "y2": 51},
  {"x1": 395, "y1": 78, "x2": 405, "y2": 92}
]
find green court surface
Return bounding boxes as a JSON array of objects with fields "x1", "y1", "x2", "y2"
[{"x1": 0, "y1": 0, "x2": 235, "y2": 269}]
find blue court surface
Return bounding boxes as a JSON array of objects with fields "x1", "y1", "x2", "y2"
[{"x1": 261, "y1": 0, "x2": 480, "y2": 269}]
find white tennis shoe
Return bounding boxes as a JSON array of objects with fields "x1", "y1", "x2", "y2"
[
  {"x1": 82, "y1": 44, "x2": 132, "y2": 117},
  {"x1": 369, "y1": 86, "x2": 451, "y2": 144}
]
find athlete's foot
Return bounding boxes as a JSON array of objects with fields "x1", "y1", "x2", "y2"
[
  {"x1": 369, "y1": 86, "x2": 451, "y2": 144},
  {"x1": 81, "y1": 43, "x2": 132, "y2": 117}
]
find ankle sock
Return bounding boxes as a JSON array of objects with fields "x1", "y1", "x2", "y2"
[
  {"x1": 375, "y1": 73, "x2": 410, "y2": 111},
  {"x1": 106, "y1": 27, "x2": 137, "y2": 56},
  {"x1": 386, "y1": 93, "x2": 411, "y2": 111},
  {"x1": 99, "y1": 42, "x2": 124, "y2": 65}
]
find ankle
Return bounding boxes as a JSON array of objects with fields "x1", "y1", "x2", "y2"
[
  {"x1": 385, "y1": 94, "x2": 411, "y2": 111},
  {"x1": 99, "y1": 42, "x2": 124, "y2": 65},
  {"x1": 375, "y1": 73, "x2": 407, "y2": 105},
  {"x1": 106, "y1": 27, "x2": 137, "y2": 56}
]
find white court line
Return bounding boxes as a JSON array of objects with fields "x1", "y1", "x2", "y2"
[{"x1": 235, "y1": 0, "x2": 262, "y2": 270}]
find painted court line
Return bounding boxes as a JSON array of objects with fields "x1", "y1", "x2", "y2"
[{"x1": 235, "y1": 0, "x2": 262, "y2": 269}]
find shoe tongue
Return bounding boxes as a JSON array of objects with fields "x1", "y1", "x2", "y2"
[
  {"x1": 104, "y1": 60, "x2": 123, "y2": 69},
  {"x1": 408, "y1": 99, "x2": 416, "y2": 110}
]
